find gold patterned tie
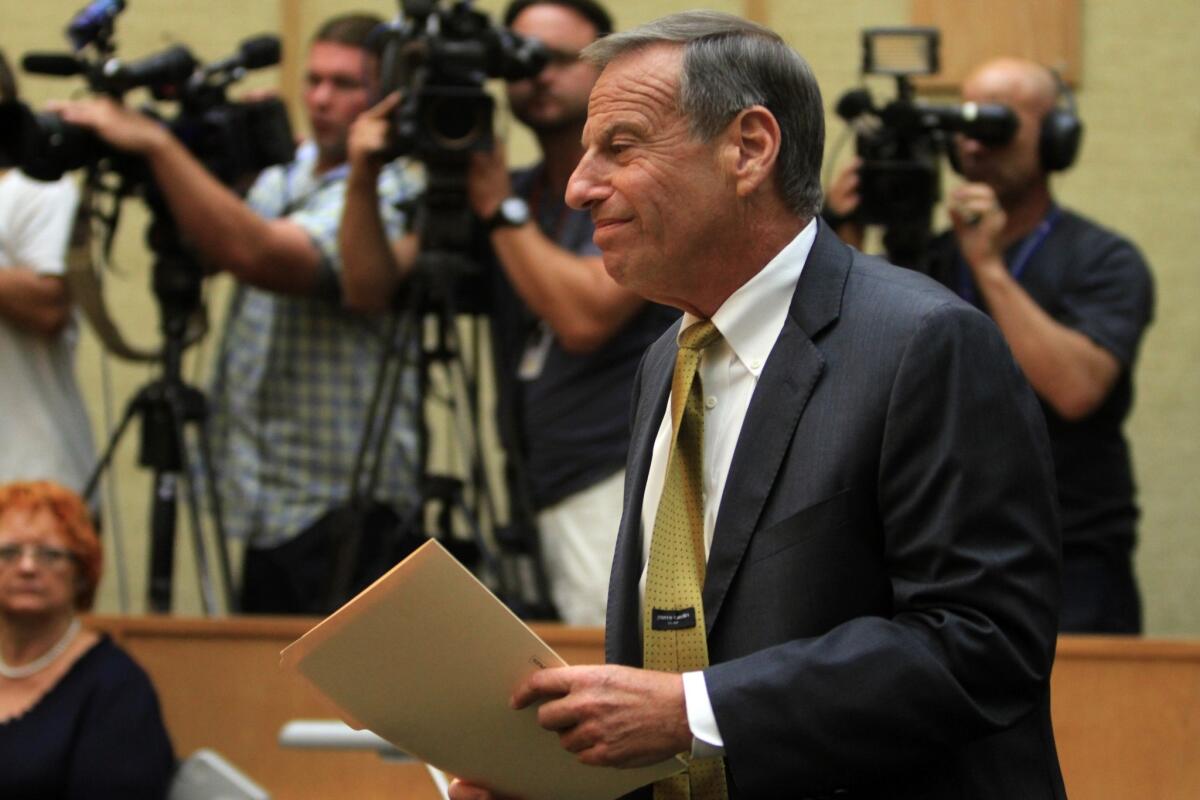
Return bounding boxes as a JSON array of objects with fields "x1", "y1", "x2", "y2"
[{"x1": 644, "y1": 320, "x2": 728, "y2": 800}]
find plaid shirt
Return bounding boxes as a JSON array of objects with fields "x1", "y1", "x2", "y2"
[{"x1": 207, "y1": 142, "x2": 421, "y2": 548}]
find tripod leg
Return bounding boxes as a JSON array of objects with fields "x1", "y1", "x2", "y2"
[
  {"x1": 83, "y1": 399, "x2": 140, "y2": 503},
  {"x1": 147, "y1": 469, "x2": 178, "y2": 613},
  {"x1": 169, "y1": 405, "x2": 218, "y2": 616},
  {"x1": 432, "y1": 315, "x2": 531, "y2": 607},
  {"x1": 327, "y1": 308, "x2": 419, "y2": 610},
  {"x1": 191, "y1": 411, "x2": 238, "y2": 613}
]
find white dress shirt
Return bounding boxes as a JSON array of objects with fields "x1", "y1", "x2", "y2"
[{"x1": 638, "y1": 220, "x2": 817, "y2": 755}]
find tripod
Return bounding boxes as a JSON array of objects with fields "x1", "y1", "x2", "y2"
[
  {"x1": 326, "y1": 163, "x2": 555, "y2": 617},
  {"x1": 84, "y1": 198, "x2": 235, "y2": 615}
]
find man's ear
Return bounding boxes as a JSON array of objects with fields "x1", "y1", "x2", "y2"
[{"x1": 725, "y1": 105, "x2": 782, "y2": 198}]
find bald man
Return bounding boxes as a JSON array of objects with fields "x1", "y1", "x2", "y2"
[{"x1": 924, "y1": 58, "x2": 1155, "y2": 634}]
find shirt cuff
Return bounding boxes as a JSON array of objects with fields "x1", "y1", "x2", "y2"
[{"x1": 682, "y1": 670, "x2": 725, "y2": 758}]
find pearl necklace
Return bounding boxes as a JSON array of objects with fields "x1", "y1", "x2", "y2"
[{"x1": 0, "y1": 618, "x2": 82, "y2": 680}]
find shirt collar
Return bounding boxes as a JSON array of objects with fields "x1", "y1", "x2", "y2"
[{"x1": 678, "y1": 218, "x2": 817, "y2": 376}]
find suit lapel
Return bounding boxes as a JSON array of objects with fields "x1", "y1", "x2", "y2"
[{"x1": 702, "y1": 222, "x2": 852, "y2": 634}]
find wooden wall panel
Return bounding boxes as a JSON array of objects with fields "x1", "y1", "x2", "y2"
[
  {"x1": 1052, "y1": 638, "x2": 1200, "y2": 799},
  {"x1": 911, "y1": 0, "x2": 1081, "y2": 89},
  {"x1": 86, "y1": 615, "x2": 608, "y2": 799},
  {"x1": 85, "y1": 616, "x2": 1200, "y2": 799}
]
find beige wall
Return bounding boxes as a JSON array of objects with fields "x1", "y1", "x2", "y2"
[{"x1": 4, "y1": 1, "x2": 1197, "y2": 633}]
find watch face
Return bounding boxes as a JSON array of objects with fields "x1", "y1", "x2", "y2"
[{"x1": 500, "y1": 196, "x2": 530, "y2": 226}]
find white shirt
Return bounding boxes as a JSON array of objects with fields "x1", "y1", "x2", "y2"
[
  {"x1": 0, "y1": 170, "x2": 95, "y2": 492},
  {"x1": 638, "y1": 220, "x2": 817, "y2": 755}
]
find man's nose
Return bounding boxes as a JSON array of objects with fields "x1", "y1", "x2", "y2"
[
  {"x1": 309, "y1": 80, "x2": 333, "y2": 106},
  {"x1": 565, "y1": 152, "x2": 606, "y2": 211}
]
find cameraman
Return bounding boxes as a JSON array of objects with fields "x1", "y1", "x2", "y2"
[
  {"x1": 831, "y1": 58, "x2": 1155, "y2": 634},
  {"x1": 0, "y1": 50, "x2": 96, "y2": 495},
  {"x1": 54, "y1": 14, "x2": 424, "y2": 614},
  {"x1": 340, "y1": 0, "x2": 676, "y2": 625}
]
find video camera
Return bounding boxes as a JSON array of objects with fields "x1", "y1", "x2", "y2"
[
  {"x1": 0, "y1": 0, "x2": 293, "y2": 189},
  {"x1": 373, "y1": 0, "x2": 547, "y2": 251},
  {"x1": 835, "y1": 27, "x2": 1017, "y2": 266}
]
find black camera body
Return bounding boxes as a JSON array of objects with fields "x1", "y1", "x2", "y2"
[
  {"x1": 171, "y1": 87, "x2": 295, "y2": 189},
  {"x1": 0, "y1": 1, "x2": 293, "y2": 189},
  {"x1": 374, "y1": 0, "x2": 546, "y2": 256},
  {"x1": 836, "y1": 27, "x2": 1018, "y2": 267},
  {"x1": 377, "y1": 0, "x2": 547, "y2": 162}
]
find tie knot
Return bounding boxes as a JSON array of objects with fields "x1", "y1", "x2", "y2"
[{"x1": 678, "y1": 320, "x2": 721, "y2": 352}]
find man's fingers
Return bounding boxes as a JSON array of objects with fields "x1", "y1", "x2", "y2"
[
  {"x1": 510, "y1": 665, "x2": 576, "y2": 709},
  {"x1": 949, "y1": 183, "x2": 998, "y2": 227},
  {"x1": 365, "y1": 90, "x2": 403, "y2": 118},
  {"x1": 46, "y1": 99, "x2": 88, "y2": 123}
]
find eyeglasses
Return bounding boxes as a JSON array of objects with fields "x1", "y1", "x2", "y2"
[{"x1": 0, "y1": 543, "x2": 79, "y2": 569}]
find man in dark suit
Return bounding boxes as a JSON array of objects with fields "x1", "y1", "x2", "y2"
[{"x1": 451, "y1": 11, "x2": 1065, "y2": 800}]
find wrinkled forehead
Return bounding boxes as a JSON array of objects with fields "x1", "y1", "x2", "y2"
[{"x1": 584, "y1": 45, "x2": 684, "y2": 138}]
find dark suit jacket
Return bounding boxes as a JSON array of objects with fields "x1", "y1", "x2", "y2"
[{"x1": 608, "y1": 223, "x2": 1066, "y2": 800}]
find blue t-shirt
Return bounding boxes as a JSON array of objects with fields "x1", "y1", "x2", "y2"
[{"x1": 488, "y1": 164, "x2": 678, "y2": 510}]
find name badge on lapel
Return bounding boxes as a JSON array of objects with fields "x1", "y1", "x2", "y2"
[{"x1": 652, "y1": 607, "x2": 697, "y2": 630}]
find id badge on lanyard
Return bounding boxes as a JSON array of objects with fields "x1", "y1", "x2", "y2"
[{"x1": 518, "y1": 320, "x2": 554, "y2": 381}]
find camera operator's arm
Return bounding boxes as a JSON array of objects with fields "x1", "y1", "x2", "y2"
[
  {"x1": 0, "y1": 269, "x2": 70, "y2": 336},
  {"x1": 0, "y1": 173, "x2": 77, "y2": 335},
  {"x1": 54, "y1": 98, "x2": 323, "y2": 296},
  {"x1": 340, "y1": 92, "x2": 417, "y2": 312},
  {"x1": 949, "y1": 182, "x2": 1120, "y2": 420},
  {"x1": 469, "y1": 147, "x2": 645, "y2": 355}
]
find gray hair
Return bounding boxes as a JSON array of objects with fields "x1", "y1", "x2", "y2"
[{"x1": 583, "y1": 11, "x2": 824, "y2": 217}]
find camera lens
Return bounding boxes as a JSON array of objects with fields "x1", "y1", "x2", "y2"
[{"x1": 0, "y1": 101, "x2": 100, "y2": 181}]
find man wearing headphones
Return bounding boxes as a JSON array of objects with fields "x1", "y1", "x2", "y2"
[{"x1": 923, "y1": 57, "x2": 1155, "y2": 634}]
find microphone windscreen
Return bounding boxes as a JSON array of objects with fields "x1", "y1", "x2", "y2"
[
  {"x1": 836, "y1": 89, "x2": 874, "y2": 122},
  {"x1": 240, "y1": 35, "x2": 281, "y2": 70},
  {"x1": 22, "y1": 53, "x2": 83, "y2": 77}
]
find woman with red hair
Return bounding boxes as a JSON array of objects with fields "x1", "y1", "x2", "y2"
[{"x1": 0, "y1": 480, "x2": 175, "y2": 798}]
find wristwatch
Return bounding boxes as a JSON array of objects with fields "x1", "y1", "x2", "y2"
[{"x1": 485, "y1": 196, "x2": 531, "y2": 231}]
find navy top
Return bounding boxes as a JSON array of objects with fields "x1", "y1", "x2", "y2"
[
  {"x1": 926, "y1": 207, "x2": 1155, "y2": 553},
  {"x1": 488, "y1": 164, "x2": 678, "y2": 510},
  {"x1": 0, "y1": 634, "x2": 176, "y2": 799}
]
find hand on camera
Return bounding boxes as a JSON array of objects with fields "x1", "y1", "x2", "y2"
[
  {"x1": 347, "y1": 91, "x2": 402, "y2": 174},
  {"x1": 467, "y1": 142, "x2": 512, "y2": 221},
  {"x1": 825, "y1": 157, "x2": 865, "y2": 248},
  {"x1": 826, "y1": 157, "x2": 863, "y2": 219},
  {"x1": 948, "y1": 182, "x2": 1006, "y2": 273},
  {"x1": 50, "y1": 97, "x2": 168, "y2": 155}
]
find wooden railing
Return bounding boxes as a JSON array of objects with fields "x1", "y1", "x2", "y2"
[{"x1": 85, "y1": 615, "x2": 1200, "y2": 799}]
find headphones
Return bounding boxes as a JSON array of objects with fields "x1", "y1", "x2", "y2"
[
  {"x1": 948, "y1": 65, "x2": 1084, "y2": 175},
  {"x1": 1039, "y1": 67, "x2": 1084, "y2": 172}
]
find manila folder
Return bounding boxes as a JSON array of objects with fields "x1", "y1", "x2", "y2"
[{"x1": 280, "y1": 539, "x2": 685, "y2": 800}]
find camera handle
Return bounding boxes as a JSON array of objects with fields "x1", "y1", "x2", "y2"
[{"x1": 83, "y1": 196, "x2": 236, "y2": 615}]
